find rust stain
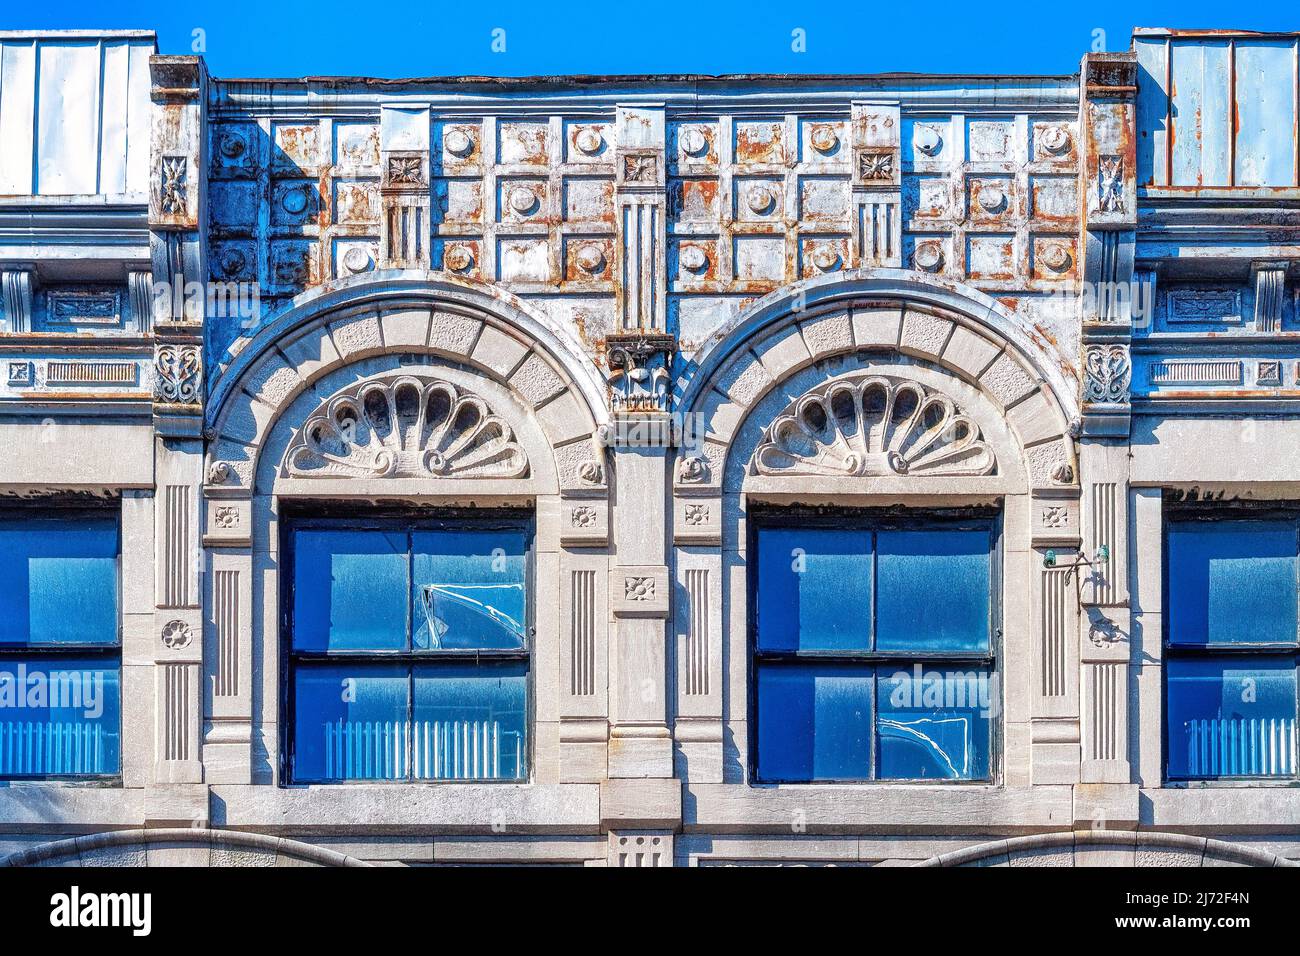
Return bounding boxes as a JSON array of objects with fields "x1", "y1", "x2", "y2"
[
  {"x1": 674, "y1": 178, "x2": 719, "y2": 221},
  {"x1": 512, "y1": 125, "x2": 549, "y2": 165},
  {"x1": 735, "y1": 122, "x2": 783, "y2": 165}
]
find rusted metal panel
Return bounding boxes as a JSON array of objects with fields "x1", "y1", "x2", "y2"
[
  {"x1": 1136, "y1": 30, "x2": 1300, "y2": 189},
  {"x1": 0, "y1": 33, "x2": 154, "y2": 197}
]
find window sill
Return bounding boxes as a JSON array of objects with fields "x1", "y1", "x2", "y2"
[
  {"x1": 687, "y1": 781, "x2": 1066, "y2": 833},
  {"x1": 0, "y1": 776, "x2": 121, "y2": 786},
  {"x1": 1161, "y1": 779, "x2": 1300, "y2": 789}
]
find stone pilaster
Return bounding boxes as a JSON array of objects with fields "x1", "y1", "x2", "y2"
[
  {"x1": 1075, "y1": 52, "x2": 1138, "y2": 789},
  {"x1": 608, "y1": 442, "x2": 673, "y2": 779},
  {"x1": 148, "y1": 54, "x2": 208, "y2": 804},
  {"x1": 1079, "y1": 52, "x2": 1137, "y2": 438}
]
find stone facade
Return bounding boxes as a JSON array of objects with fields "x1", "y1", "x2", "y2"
[{"x1": 1, "y1": 27, "x2": 1299, "y2": 867}]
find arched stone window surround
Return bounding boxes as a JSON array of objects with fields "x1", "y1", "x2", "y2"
[
  {"x1": 674, "y1": 270, "x2": 1079, "y2": 496},
  {"x1": 200, "y1": 276, "x2": 612, "y2": 793},
  {"x1": 669, "y1": 272, "x2": 1081, "y2": 793},
  {"x1": 205, "y1": 272, "x2": 609, "y2": 496}
]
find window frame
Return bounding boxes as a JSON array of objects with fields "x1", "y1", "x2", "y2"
[
  {"x1": 0, "y1": 501, "x2": 122, "y2": 782},
  {"x1": 1161, "y1": 502, "x2": 1300, "y2": 785},
  {"x1": 746, "y1": 505, "x2": 1002, "y2": 785},
  {"x1": 279, "y1": 505, "x2": 535, "y2": 786}
]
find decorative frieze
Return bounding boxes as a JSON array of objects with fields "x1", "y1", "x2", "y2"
[
  {"x1": 1166, "y1": 288, "x2": 1240, "y2": 324},
  {"x1": 45, "y1": 290, "x2": 122, "y2": 328},
  {"x1": 46, "y1": 361, "x2": 137, "y2": 387},
  {"x1": 1147, "y1": 359, "x2": 1241, "y2": 386}
]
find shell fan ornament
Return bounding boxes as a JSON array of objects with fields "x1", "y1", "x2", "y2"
[
  {"x1": 284, "y1": 375, "x2": 529, "y2": 480},
  {"x1": 752, "y1": 375, "x2": 996, "y2": 478}
]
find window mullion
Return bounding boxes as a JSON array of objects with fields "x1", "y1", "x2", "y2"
[
  {"x1": 869, "y1": 529, "x2": 878, "y2": 653},
  {"x1": 868, "y1": 666, "x2": 878, "y2": 781}
]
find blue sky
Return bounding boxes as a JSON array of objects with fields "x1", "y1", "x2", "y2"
[{"x1": 4, "y1": 1, "x2": 1296, "y2": 78}]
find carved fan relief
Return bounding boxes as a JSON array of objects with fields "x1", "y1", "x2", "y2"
[
  {"x1": 752, "y1": 375, "x2": 996, "y2": 478},
  {"x1": 284, "y1": 375, "x2": 529, "y2": 479}
]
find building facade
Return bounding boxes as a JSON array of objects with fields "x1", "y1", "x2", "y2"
[{"x1": 0, "y1": 27, "x2": 1298, "y2": 867}]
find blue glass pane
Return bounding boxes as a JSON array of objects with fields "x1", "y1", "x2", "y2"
[
  {"x1": 1167, "y1": 656, "x2": 1297, "y2": 779},
  {"x1": 756, "y1": 528, "x2": 871, "y2": 652},
  {"x1": 876, "y1": 529, "x2": 990, "y2": 653},
  {"x1": 756, "y1": 665, "x2": 872, "y2": 780},
  {"x1": 877, "y1": 667, "x2": 992, "y2": 779},
  {"x1": 1168, "y1": 522, "x2": 1297, "y2": 646},
  {"x1": 0, "y1": 516, "x2": 118, "y2": 646},
  {"x1": 0, "y1": 658, "x2": 120, "y2": 775},
  {"x1": 293, "y1": 663, "x2": 408, "y2": 781},
  {"x1": 293, "y1": 530, "x2": 408, "y2": 651},
  {"x1": 412, "y1": 530, "x2": 527, "y2": 650},
  {"x1": 414, "y1": 663, "x2": 527, "y2": 780}
]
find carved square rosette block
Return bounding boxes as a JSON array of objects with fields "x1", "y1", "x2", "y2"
[
  {"x1": 674, "y1": 496, "x2": 721, "y2": 546},
  {"x1": 611, "y1": 565, "x2": 671, "y2": 619},
  {"x1": 382, "y1": 151, "x2": 428, "y2": 192},
  {"x1": 616, "y1": 149, "x2": 664, "y2": 190},
  {"x1": 203, "y1": 499, "x2": 252, "y2": 548},
  {"x1": 561, "y1": 499, "x2": 609, "y2": 548},
  {"x1": 1031, "y1": 493, "x2": 1081, "y2": 548},
  {"x1": 853, "y1": 147, "x2": 900, "y2": 188}
]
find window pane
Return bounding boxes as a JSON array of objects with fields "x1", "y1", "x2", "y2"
[
  {"x1": 413, "y1": 662, "x2": 527, "y2": 780},
  {"x1": 876, "y1": 666, "x2": 992, "y2": 779},
  {"x1": 0, "y1": 658, "x2": 120, "y2": 775},
  {"x1": 1167, "y1": 656, "x2": 1297, "y2": 778},
  {"x1": 412, "y1": 530, "x2": 527, "y2": 650},
  {"x1": 876, "y1": 529, "x2": 990, "y2": 653},
  {"x1": 293, "y1": 663, "x2": 408, "y2": 781},
  {"x1": 0, "y1": 516, "x2": 118, "y2": 646},
  {"x1": 756, "y1": 664, "x2": 872, "y2": 780},
  {"x1": 293, "y1": 530, "x2": 408, "y2": 651},
  {"x1": 756, "y1": 528, "x2": 871, "y2": 652},
  {"x1": 1168, "y1": 521, "x2": 1297, "y2": 646}
]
